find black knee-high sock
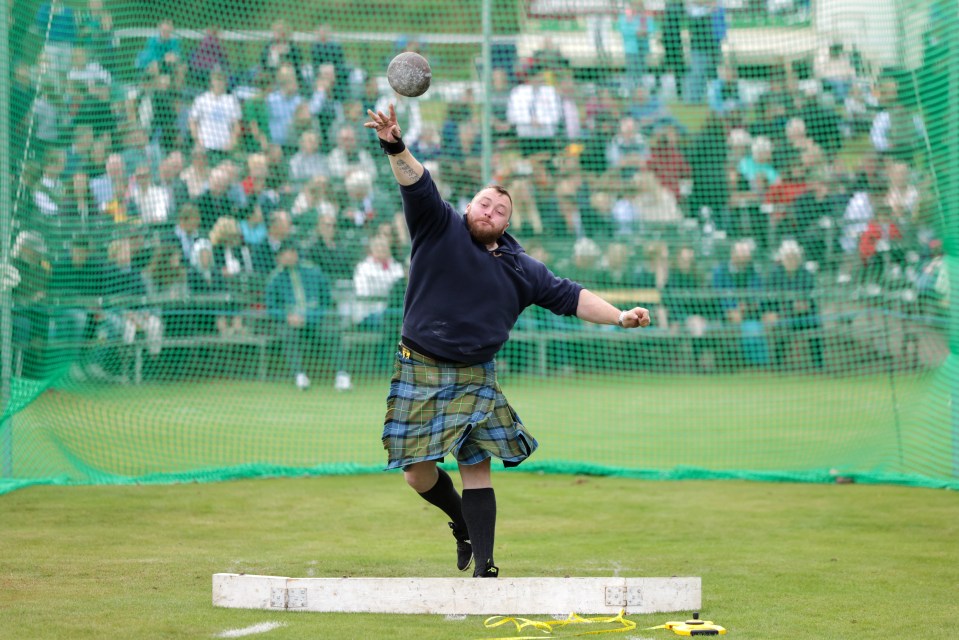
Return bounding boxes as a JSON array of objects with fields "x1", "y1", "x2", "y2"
[
  {"x1": 418, "y1": 467, "x2": 467, "y2": 532},
  {"x1": 462, "y1": 488, "x2": 496, "y2": 569}
]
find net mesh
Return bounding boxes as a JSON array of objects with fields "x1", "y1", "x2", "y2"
[{"x1": 1, "y1": 0, "x2": 957, "y2": 494}]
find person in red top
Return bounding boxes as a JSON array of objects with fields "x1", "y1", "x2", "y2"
[
  {"x1": 858, "y1": 204, "x2": 903, "y2": 274},
  {"x1": 646, "y1": 126, "x2": 691, "y2": 204}
]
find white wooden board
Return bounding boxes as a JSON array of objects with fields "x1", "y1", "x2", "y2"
[{"x1": 212, "y1": 574, "x2": 701, "y2": 615}]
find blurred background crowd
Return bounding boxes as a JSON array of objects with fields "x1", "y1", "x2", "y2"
[{"x1": 5, "y1": 1, "x2": 951, "y2": 387}]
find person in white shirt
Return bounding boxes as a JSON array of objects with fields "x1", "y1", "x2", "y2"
[
  {"x1": 352, "y1": 235, "x2": 404, "y2": 327},
  {"x1": 188, "y1": 70, "x2": 241, "y2": 158},
  {"x1": 289, "y1": 130, "x2": 329, "y2": 186},
  {"x1": 506, "y1": 65, "x2": 563, "y2": 156},
  {"x1": 327, "y1": 126, "x2": 377, "y2": 181},
  {"x1": 130, "y1": 164, "x2": 169, "y2": 224}
]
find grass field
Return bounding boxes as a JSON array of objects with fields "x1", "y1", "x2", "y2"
[
  {"x1": 1, "y1": 474, "x2": 957, "y2": 640},
  {"x1": 6, "y1": 369, "x2": 951, "y2": 488}
]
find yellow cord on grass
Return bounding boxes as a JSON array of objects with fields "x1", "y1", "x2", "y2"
[{"x1": 483, "y1": 609, "x2": 636, "y2": 639}]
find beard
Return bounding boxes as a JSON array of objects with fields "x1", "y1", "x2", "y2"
[{"x1": 466, "y1": 213, "x2": 505, "y2": 246}]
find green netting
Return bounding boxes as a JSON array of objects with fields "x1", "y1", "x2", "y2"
[{"x1": 1, "y1": 0, "x2": 957, "y2": 494}]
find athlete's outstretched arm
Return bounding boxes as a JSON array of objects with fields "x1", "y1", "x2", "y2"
[
  {"x1": 365, "y1": 104, "x2": 424, "y2": 186},
  {"x1": 576, "y1": 289, "x2": 651, "y2": 329}
]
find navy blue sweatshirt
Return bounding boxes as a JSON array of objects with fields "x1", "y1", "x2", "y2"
[{"x1": 400, "y1": 170, "x2": 583, "y2": 364}]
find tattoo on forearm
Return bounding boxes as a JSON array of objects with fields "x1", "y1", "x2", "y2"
[{"x1": 394, "y1": 158, "x2": 419, "y2": 181}]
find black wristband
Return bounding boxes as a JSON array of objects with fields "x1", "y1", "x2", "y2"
[{"x1": 379, "y1": 136, "x2": 406, "y2": 156}]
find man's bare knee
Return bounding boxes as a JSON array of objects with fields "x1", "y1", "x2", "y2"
[
  {"x1": 458, "y1": 458, "x2": 492, "y2": 490},
  {"x1": 404, "y1": 461, "x2": 438, "y2": 493}
]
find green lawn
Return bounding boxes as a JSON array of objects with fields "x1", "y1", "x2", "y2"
[
  {"x1": 1, "y1": 475, "x2": 956, "y2": 640},
  {"x1": 4, "y1": 370, "x2": 953, "y2": 490}
]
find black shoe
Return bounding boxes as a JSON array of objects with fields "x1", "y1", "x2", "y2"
[
  {"x1": 474, "y1": 559, "x2": 499, "y2": 578},
  {"x1": 449, "y1": 522, "x2": 473, "y2": 572}
]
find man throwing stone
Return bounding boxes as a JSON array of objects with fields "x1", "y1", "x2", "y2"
[{"x1": 366, "y1": 105, "x2": 650, "y2": 578}]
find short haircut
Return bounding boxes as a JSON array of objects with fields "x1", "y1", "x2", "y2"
[{"x1": 482, "y1": 184, "x2": 513, "y2": 212}]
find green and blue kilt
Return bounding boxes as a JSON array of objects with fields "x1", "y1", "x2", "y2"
[{"x1": 382, "y1": 344, "x2": 538, "y2": 470}]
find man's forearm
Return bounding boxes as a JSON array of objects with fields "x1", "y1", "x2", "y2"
[
  {"x1": 387, "y1": 149, "x2": 424, "y2": 186},
  {"x1": 575, "y1": 289, "x2": 621, "y2": 326}
]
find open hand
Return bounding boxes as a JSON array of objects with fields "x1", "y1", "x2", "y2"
[{"x1": 365, "y1": 104, "x2": 402, "y2": 142}]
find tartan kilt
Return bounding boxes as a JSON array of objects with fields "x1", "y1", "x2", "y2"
[{"x1": 382, "y1": 344, "x2": 538, "y2": 470}]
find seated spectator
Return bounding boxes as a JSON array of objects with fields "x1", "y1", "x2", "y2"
[
  {"x1": 239, "y1": 202, "x2": 268, "y2": 247},
  {"x1": 885, "y1": 161, "x2": 920, "y2": 222},
  {"x1": 168, "y1": 202, "x2": 202, "y2": 266},
  {"x1": 251, "y1": 209, "x2": 294, "y2": 274},
  {"x1": 647, "y1": 125, "x2": 692, "y2": 206},
  {"x1": 157, "y1": 151, "x2": 190, "y2": 215},
  {"x1": 311, "y1": 24, "x2": 349, "y2": 102},
  {"x1": 119, "y1": 126, "x2": 162, "y2": 184},
  {"x1": 815, "y1": 43, "x2": 856, "y2": 100},
  {"x1": 210, "y1": 215, "x2": 256, "y2": 283},
  {"x1": 858, "y1": 203, "x2": 904, "y2": 281},
  {"x1": 303, "y1": 211, "x2": 357, "y2": 282},
  {"x1": 328, "y1": 126, "x2": 378, "y2": 182},
  {"x1": 767, "y1": 240, "x2": 824, "y2": 370},
  {"x1": 241, "y1": 153, "x2": 280, "y2": 213},
  {"x1": 140, "y1": 242, "x2": 189, "y2": 346},
  {"x1": 241, "y1": 72, "x2": 273, "y2": 154},
  {"x1": 351, "y1": 236, "x2": 405, "y2": 329},
  {"x1": 90, "y1": 153, "x2": 131, "y2": 222},
  {"x1": 187, "y1": 238, "x2": 242, "y2": 336},
  {"x1": 11, "y1": 232, "x2": 52, "y2": 371},
  {"x1": 596, "y1": 242, "x2": 643, "y2": 288},
  {"x1": 266, "y1": 241, "x2": 345, "y2": 390},
  {"x1": 136, "y1": 19, "x2": 181, "y2": 75},
  {"x1": 64, "y1": 125, "x2": 97, "y2": 179},
  {"x1": 32, "y1": 149, "x2": 67, "y2": 218},
  {"x1": 840, "y1": 177, "x2": 881, "y2": 257},
  {"x1": 506, "y1": 65, "x2": 562, "y2": 157},
  {"x1": 67, "y1": 47, "x2": 111, "y2": 87},
  {"x1": 634, "y1": 172, "x2": 683, "y2": 223},
  {"x1": 787, "y1": 171, "x2": 841, "y2": 267},
  {"x1": 61, "y1": 171, "x2": 104, "y2": 234},
  {"x1": 289, "y1": 130, "x2": 329, "y2": 186},
  {"x1": 502, "y1": 177, "x2": 544, "y2": 237},
  {"x1": 843, "y1": 83, "x2": 876, "y2": 135},
  {"x1": 195, "y1": 165, "x2": 237, "y2": 232},
  {"x1": 260, "y1": 20, "x2": 303, "y2": 80},
  {"x1": 94, "y1": 238, "x2": 150, "y2": 380},
  {"x1": 78, "y1": 0, "x2": 117, "y2": 69},
  {"x1": 309, "y1": 68, "x2": 346, "y2": 151},
  {"x1": 561, "y1": 237, "x2": 605, "y2": 289},
  {"x1": 181, "y1": 147, "x2": 210, "y2": 200},
  {"x1": 633, "y1": 241, "x2": 670, "y2": 290},
  {"x1": 340, "y1": 169, "x2": 394, "y2": 232},
  {"x1": 189, "y1": 70, "x2": 241, "y2": 163},
  {"x1": 870, "y1": 79, "x2": 924, "y2": 162},
  {"x1": 662, "y1": 246, "x2": 708, "y2": 336},
  {"x1": 291, "y1": 175, "x2": 336, "y2": 228},
  {"x1": 188, "y1": 27, "x2": 230, "y2": 90},
  {"x1": 738, "y1": 136, "x2": 780, "y2": 191},
  {"x1": 707, "y1": 63, "x2": 743, "y2": 115},
  {"x1": 410, "y1": 125, "x2": 443, "y2": 163},
  {"x1": 266, "y1": 64, "x2": 303, "y2": 152},
  {"x1": 129, "y1": 163, "x2": 169, "y2": 224},
  {"x1": 712, "y1": 240, "x2": 768, "y2": 367},
  {"x1": 606, "y1": 116, "x2": 649, "y2": 179}
]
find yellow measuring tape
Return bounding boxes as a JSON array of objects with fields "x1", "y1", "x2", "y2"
[{"x1": 483, "y1": 609, "x2": 636, "y2": 639}]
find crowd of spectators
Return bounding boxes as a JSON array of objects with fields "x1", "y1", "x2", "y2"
[{"x1": 6, "y1": 5, "x2": 949, "y2": 385}]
